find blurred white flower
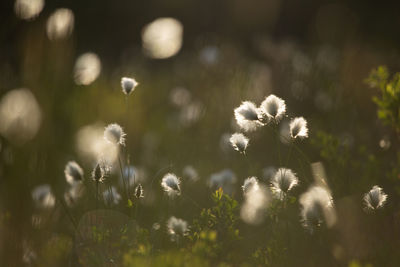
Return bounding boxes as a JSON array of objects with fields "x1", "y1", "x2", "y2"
[
  {"x1": 46, "y1": 8, "x2": 74, "y2": 40},
  {"x1": 0, "y1": 88, "x2": 42, "y2": 145},
  {"x1": 289, "y1": 117, "x2": 308, "y2": 139},
  {"x1": 167, "y1": 216, "x2": 189, "y2": 241},
  {"x1": 103, "y1": 186, "x2": 121, "y2": 205},
  {"x1": 121, "y1": 77, "x2": 139, "y2": 95},
  {"x1": 234, "y1": 101, "x2": 263, "y2": 132},
  {"x1": 208, "y1": 169, "x2": 237, "y2": 194},
  {"x1": 242, "y1": 177, "x2": 259, "y2": 195},
  {"x1": 64, "y1": 161, "x2": 84, "y2": 185},
  {"x1": 32, "y1": 184, "x2": 56, "y2": 209},
  {"x1": 134, "y1": 184, "x2": 144, "y2": 198},
  {"x1": 262, "y1": 166, "x2": 277, "y2": 181},
  {"x1": 182, "y1": 165, "x2": 199, "y2": 182},
  {"x1": 104, "y1": 123, "x2": 126, "y2": 146},
  {"x1": 300, "y1": 186, "x2": 334, "y2": 232},
  {"x1": 14, "y1": 0, "x2": 44, "y2": 20},
  {"x1": 142, "y1": 17, "x2": 183, "y2": 59},
  {"x1": 73, "y1": 52, "x2": 101, "y2": 85},
  {"x1": 363, "y1": 185, "x2": 388, "y2": 211},
  {"x1": 230, "y1": 133, "x2": 249, "y2": 154},
  {"x1": 161, "y1": 173, "x2": 181, "y2": 197},
  {"x1": 271, "y1": 168, "x2": 299, "y2": 200},
  {"x1": 241, "y1": 184, "x2": 270, "y2": 225},
  {"x1": 259, "y1": 94, "x2": 286, "y2": 123}
]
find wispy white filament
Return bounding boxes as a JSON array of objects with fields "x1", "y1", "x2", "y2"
[
  {"x1": 161, "y1": 173, "x2": 181, "y2": 197},
  {"x1": 259, "y1": 94, "x2": 286, "y2": 123},
  {"x1": 234, "y1": 101, "x2": 262, "y2": 132},
  {"x1": 363, "y1": 185, "x2": 387, "y2": 211},
  {"x1": 289, "y1": 117, "x2": 308, "y2": 139},
  {"x1": 104, "y1": 123, "x2": 126, "y2": 146},
  {"x1": 230, "y1": 133, "x2": 249, "y2": 154},
  {"x1": 121, "y1": 77, "x2": 139, "y2": 95},
  {"x1": 271, "y1": 168, "x2": 299, "y2": 200},
  {"x1": 300, "y1": 186, "x2": 334, "y2": 232},
  {"x1": 64, "y1": 161, "x2": 84, "y2": 185},
  {"x1": 167, "y1": 216, "x2": 189, "y2": 241}
]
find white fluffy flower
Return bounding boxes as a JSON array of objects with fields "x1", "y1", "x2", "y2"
[
  {"x1": 161, "y1": 173, "x2": 181, "y2": 197},
  {"x1": 240, "y1": 184, "x2": 270, "y2": 225},
  {"x1": 182, "y1": 165, "x2": 199, "y2": 182},
  {"x1": 103, "y1": 186, "x2": 122, "y2": 205},
  {"x1": 32, "y1": 184, "x2": 56, "y2": 209},
  {"x1": 121, "y1": 77, "x2": 139, "y2": 95},
  {"x1": 300, "y1": 186, "x2": 334, "y2": 232},
  {"x1": 259, "y1": 94, "x2": 286, "y2": 123},
  {"x1": 230, "y1": 133, "x2": 249, "y2": 154},
  {"x1": 104, "y1": 123, "x2": 126, "y2": 146},
  {"x1": 64, "y1": 161, "x2": 84, "y2": 185},
  {"x1": 91, "y1": 160, "x2": 111, "y2": 183},
  {"x1": 242, "y1": 177, "x2": 259, "y2": 194},
  {"x1": 289, "y1": 117, "x2": 308, "y2": 139},
  {"x1": 167, "y1": 216, "x2": 189, "y2": 241},
  {"x1": 271, "y1": 168, "x2": 299, "y2": 200},
  {"x1": 363, "y1": 185, "x2": 388, "y2": 211},
  {"x1": 234, "y1": 101, "x2": 263, "y2": 132}
]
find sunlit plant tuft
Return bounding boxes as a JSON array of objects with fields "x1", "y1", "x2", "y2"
[
  {"x1": 270, "y1": 168, "x2": 299, "y2": 200},
  {"x1": 121, "y1": 77, "x2": 139, "y2": 95},
  {"x1": 289, "y1": 117, "x2": 308, "y2": 139},
  {"x1": 134, "y1": 184, "x2": 144, "y2": 199},
  {"x1": 363, "y1": 185, "x2": 388, "y2": 211},
  {"x1": 230, "y1": 133, "x2": 249, "y2": 154},
  {"x1": 242, "y1": 177, "x2": 259, "y2": 195},
  {"x1": 234, "y1": 101, "x2": 263, "y2": 132},
  {"x1": 259, "y1": 94, "x2": 286, "y2": 123},
  {"x1": 167, "y1": 216, "x2": 189, "y2": 241},
  {"x1": 104, "y1": 123, "x2": 126, "y2": 146},
  {"x1": 161, "y1": 173, "x2": 181, "y2": 197}
]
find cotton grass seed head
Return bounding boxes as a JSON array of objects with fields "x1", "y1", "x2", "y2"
[
  {"x1": 234, "y1": 101, "x2": 263, "y2": 132},
  {"x1": 241, "y1": 184, "x2": 270, "y2": 225},
  {"x1": 259, "y1": 94, "x2": 286, "y2": 123},
  {"x1": 289, "y1": 117, "x2": 308, "y2": 139},
  {"x1": 161, "y1": 173, "x2": 181, "y2": 197},
  {"x1": 92, "y1": 160, "x2": 111, "y2": 183},
  {"x1": 64, "y1": 161, "x2": 84, "y2": 185},
  {"x1": 32, "y1": 184, "x2": 56, "y2": 209},
  {"x1": 363, "y1": 185, "x2": 387, "y2": 211},
  {"x1": 230, "y1": 133, "x2": 249, "y2": 154},
  {"x1": 300, "y1": 186, "x2": 334, "y2": 233},
  {"x1": 121, "y1": 77, "x2": 139, "y2": 95},
  {"x1": 167, "y1": 216, "x2": 189, "y2": 241},
  {"x1": 104, "y1": 123, "x2": 126, "y2": 146},
  {"x1": 135, "y1": 184, "x2": 144, "y2": 199},
  {"x1": 271, "y1": 168, "x2": 299, "y2": 200},
  {"x1": 242, "y1": 177, "x2": 259, "y2": 195}
]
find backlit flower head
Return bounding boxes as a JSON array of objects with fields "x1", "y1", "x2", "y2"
[
  {"x1": 300, "y1": 186, "x2": 334, "y2": 233},
  {"x1": 240, "y1": 184, "x2": 270, "y2": 225},
  {"x1": 259, "y1": 94, "x2": 286, "y2": 123},
  {"x1": 289, "y1": 117, "x2": 308, "y2": 139},
  {"x1": 104, "y1": 123, "x2": 126, "y2": 146},
  {"x1": 234, "y1": 101, "x2": 263, "y2": 132},
  {"x1": 230, "y1": 133, "x2": 249, "y2": 154},
  {"x1": 135, "y1": 184, "x2": 144, "y2": 199},
  {"x1": 167, "y1": 216, "x2": 189, "y2": 241},
  {"x1": 121, "y1": 77, "x2": 139, "y2": 95},
  {"x1": 363, "y1": 185, "x2": 387, "y2": 211},
  {"x1": 91, "y1": 160, "x2": 111, "y2": 183},
  {"x1": 271, "y1": 168, "x2": 299, "y2": 200},
  {"x1": 161, "y1": 173, "x2": 181, "y2": 197},
  {"x1": 64, "y1": 161, "x2": 84, "y2": 185}
]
